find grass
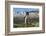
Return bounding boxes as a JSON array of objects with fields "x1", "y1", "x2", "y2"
[{"x1": 13, "y1": 17, "x2": 39, "y2": 28}]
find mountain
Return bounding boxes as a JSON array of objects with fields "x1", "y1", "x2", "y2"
[{"x1": 14, "y1": 12, "x2": 39, "y2": 19}]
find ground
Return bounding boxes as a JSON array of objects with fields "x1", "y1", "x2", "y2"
[{"x1": 13, "y1": 17, "x2": 39, "y2": 28}]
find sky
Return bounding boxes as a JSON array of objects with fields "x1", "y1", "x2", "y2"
[{"x1": 13, "y1": 8, "x2": 39, "y2": 15}]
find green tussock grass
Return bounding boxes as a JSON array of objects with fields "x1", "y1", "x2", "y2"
[{"x1": 13, "y1": 17, "x2": 39, "y2": 28}]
